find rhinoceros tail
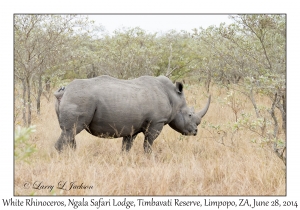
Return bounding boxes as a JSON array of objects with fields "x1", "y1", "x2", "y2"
[
  {"x1": 54, "y1": 87, "x2": 65, "y2": 120},
  {"x1": 54, "y1": 86, "x2": 65, "y2": 101}
]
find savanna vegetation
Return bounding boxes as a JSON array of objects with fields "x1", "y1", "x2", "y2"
[{"x1": 14, "y1": 14, "x2": 286, "y2": 195}]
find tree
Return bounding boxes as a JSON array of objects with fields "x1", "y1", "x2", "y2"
[
  {"x1": 92, "y1": 27, "x2": 161, "y2": 79},
  {"x1": 14, "y1": 15, "x2": 98, "y2": 125},
  {"x1": 157, "y1": 30, "x2": 200, "y2": 80},
  {"x1": 195, "y1": 15, "x2": 286, "y2": 164}
]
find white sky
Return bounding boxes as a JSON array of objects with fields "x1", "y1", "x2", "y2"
[{"x1": 88, "y1": 14, "x2": 233, "y2": 34}]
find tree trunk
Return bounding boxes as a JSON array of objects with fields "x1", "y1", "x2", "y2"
[
  {"x1": 87, "y1": 64, "x2": 97, "y2": 78},
  {"x1": 43, "y1": 77, "x2": 51, "y2": 102},
  {"x1": 26, "y1": 77, "x2": 31, "y2": 126},
  {"x1": 281, "y1": 91, "x2": 286, "y2": 134},
  {"x1": 45, "y1": 77, "x2": 50, "y2": 93},
  {"x1": 249, "y1": 88, "x2": 260, "y2": 118},
  {"x1": 37, "y1": 73, "x2": 43, "y2": 115},
  {"x1": 205, "y1": 70, "x2": 211, "y2": 93},
  {"x1": 21, "y1": 78, "x2": 27, "y2": 126},
  {"x1": 274, "y1": 90, "x2": 286, "y2": 135}
]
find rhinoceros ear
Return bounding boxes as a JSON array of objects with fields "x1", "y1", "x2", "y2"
[{"x1": 175, "y1": 82, "x2": 183, "y2": 94}]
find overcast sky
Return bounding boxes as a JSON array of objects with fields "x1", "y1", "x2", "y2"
[{"x1": 88, "y1": 14, "x2": 233, "y2": 34}]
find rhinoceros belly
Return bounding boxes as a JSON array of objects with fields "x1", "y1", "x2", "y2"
[{"x1": 87, "y1": 120, "x2": 143, "y2": 138}]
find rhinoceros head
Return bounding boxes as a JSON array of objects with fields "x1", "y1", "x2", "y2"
[{"x1": 169, "y1": 95, "x2": 211, "y2": 136}]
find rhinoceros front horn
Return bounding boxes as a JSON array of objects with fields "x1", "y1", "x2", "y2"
[{"x1": 197, "y1": 95, "x2": 211, "y2": 119}]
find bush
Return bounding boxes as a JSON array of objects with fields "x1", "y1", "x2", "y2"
[{"x1": 14, "y1": 125, "x2": 37, "y2": 162}]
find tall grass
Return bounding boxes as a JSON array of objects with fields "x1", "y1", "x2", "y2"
[{"x1": 14, "y1": 84, "x2": 285, "y2": 195}]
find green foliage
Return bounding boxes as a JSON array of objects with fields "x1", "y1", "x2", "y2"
[
  {"x1": 204, "y1": 89, "x2": 286, "y2": 164},
  {"x1": 14, "y1": 125, "x2": 37, "y2": 162},
  {"x1": 94, "y1": 27, "x2": 161, "y2": 79},
  {"x1": 223, "y1": 90, "x2": 246, "y2": 121},
  {"x1": 157, "y1": 30, "x2": 200, "y2": 80},
  {"x1": 193, "y1": 15, "x2": 285, "y2": 87},
  {"x1": 14, "y1": 15, "x2": 285, "y2": 86},
  {"x1": 192, "y1": 15, "x2": 286, "y2": 164}
]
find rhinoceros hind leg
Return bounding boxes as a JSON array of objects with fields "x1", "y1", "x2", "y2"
[
  {"x1": 55, "y1": 129, "x2": 77, "y2": 152},
  {"x1": 55, "y1": 121, "x2": 87, "y2": 152},
  {"x1": 122, "y1": 134, "x2": 138, "y2": 152},
  {"x1": 55, "y1": 111, "x2": 92, "y2": 152}
]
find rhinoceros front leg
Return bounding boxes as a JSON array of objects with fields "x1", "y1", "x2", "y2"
[
  {"x1": 143, "y1": 123, "x2": 164, "y2": 153},
  {"x1": 122, "y1": 134, "x2": 137, "y2": 152}
]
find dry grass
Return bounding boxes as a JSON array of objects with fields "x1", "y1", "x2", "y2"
[{"x1": 14, "y1": 84, "x2": 286, "y2": 195}]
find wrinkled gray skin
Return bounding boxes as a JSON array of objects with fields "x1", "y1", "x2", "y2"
[{"x1": 54, "y1": 75, "x2": 211, "y2": 153}]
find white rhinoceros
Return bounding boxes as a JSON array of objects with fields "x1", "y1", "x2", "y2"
[{"x1": 54, "y1": 75, "x2": 210, "y2": 153}]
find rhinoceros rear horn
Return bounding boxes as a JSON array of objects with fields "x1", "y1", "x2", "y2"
[{"x1": 197, "y1": 95, "x2": 211, "y2": 119}]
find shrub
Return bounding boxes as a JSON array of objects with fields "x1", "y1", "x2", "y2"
[{"x1": 14, "y1": 125, "x2": 37, "y2": 162}]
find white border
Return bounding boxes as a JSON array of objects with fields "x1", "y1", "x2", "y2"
[{"x1": 2, "y1": 0, "x2": 299, "y2": 209}]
